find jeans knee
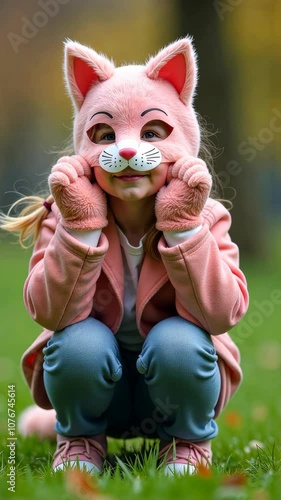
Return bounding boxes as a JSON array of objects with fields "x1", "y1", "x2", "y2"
[
  {"x1": 137, "y1": 317, "x2": 217, "y2": 379},
  {"x1": 43, "y1": 317, "x2": 122, "y2": 382}
]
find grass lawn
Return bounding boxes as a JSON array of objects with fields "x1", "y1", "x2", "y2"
[{"x1": 0, "y1": 238, "x2": 281, "y2": 499}]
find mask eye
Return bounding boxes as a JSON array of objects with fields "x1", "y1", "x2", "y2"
[
  {"x1": 87, "y1": 123, "x2": 116, "y2": 144},
  {"x1": 141, "y1": 120, "x2": 173, "y2": 142}
]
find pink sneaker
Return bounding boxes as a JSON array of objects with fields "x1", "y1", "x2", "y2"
[
  {"x1": 159, "y1": 439, "x2": 212, "y2": 476},
  {"x1": 53, "y1": 434, "x2": 107, "y2": 474}
]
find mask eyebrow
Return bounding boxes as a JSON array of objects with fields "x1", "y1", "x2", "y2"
[
  {"x1": 90, "y1": 111, "x2": 113, "y2": 121},
  {"x1": 141, "y1": 108, "x2": 168, "y2": 117}
]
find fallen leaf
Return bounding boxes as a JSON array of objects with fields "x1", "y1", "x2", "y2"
[
  {"x1": 65, "y1": 469, "x2": 112, "y2": 500},
  {"x1": 224, "y1": 411, "x2": 243, "y2": 428},
  {"x1": 221, "y1": 473, "x2": 247, "y2": 486},
  {"x1": 251, "y1": 489, "x2": 270, "y2": 500},
  {"x1": 197, "y1": 463, "x2": 213, "y2": 478}
]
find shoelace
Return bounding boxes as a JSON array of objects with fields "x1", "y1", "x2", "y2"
[
  {"x1": 160, "y1": 439, "x2": 211, "y2": 467},
  {"x1": 54, "y1": 437, "x2": 93, "y2": 461}
]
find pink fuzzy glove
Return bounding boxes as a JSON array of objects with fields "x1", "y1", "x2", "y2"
[
  {"x1": 155, "y1": 157, "x2": 212, "y2": 231},
  {"x1": 48, "y1": 155, "x2": 107, "y2": 230}
]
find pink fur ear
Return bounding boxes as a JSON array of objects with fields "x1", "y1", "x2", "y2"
[
  {"x1": 145, "y1": 38, "x2": 198, "y2": 104},
  {"x1": 64, "y1": 39, "x2": 115, "y2": 110}
]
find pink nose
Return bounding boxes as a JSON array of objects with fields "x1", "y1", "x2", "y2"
[{"x1": 119, "y1": 148, "x2": 137, "y2": 161}]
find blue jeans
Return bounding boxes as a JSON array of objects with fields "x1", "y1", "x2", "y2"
[{"x1": 43, "y1": 317, "x2": 221, "y2": 442}]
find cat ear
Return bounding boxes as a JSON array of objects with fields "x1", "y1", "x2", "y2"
[
  {"x1": 64, "y1": 39, "x2": 115, "y2": 110},
  {"x1": 145, "y1": 37, "x2": 198, "y2": 104}
]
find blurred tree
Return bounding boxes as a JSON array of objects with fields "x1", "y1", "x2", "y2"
[
  {"x1": 0, "y1": 0, "x2": 176, "y2": 208},
  {"x1": 173, "y1": 0, "x2": 267, "y2": 257},
  {"x1": 1, "y1": 0, "x2": 277, "y2": 258}
]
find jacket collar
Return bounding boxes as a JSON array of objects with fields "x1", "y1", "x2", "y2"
[{"x1": 102, "y1": 210, "x2": 124, "y2": 301}]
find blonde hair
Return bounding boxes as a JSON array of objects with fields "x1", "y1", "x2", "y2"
[
  {"x1": 0, "y1": 194, "x2": 54, "y2": 248},
  {"x1": 0, "y1": 118, "x2": 222, "y2": 257}
]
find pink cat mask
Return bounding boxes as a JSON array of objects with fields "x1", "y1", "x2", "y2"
[{"x1": 64, "y1": 37, "x2": 201, "y2": 173}]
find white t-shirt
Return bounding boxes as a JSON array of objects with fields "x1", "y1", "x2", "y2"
[{"x1": 115, "y1": 227, "x2": 145, "y2": 351}]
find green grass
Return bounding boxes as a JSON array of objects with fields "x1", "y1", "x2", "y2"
[{"x1": 1, "y1": 238, "x2": 281, "y2": 499}]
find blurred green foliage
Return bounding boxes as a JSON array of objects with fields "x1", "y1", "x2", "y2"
[
  {"x1": 1, "y1": 0, "x2": 281, "y2": 257},
  {"x1": 1, "y1": 236, "x2": 281, "y2": 497}
]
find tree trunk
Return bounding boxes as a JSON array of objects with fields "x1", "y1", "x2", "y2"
[{"x1": 172, "y1": 0, "x2": 266, "y2": 257}]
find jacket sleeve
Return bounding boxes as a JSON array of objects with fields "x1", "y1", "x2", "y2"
[
  {"x1": 23, "y1": 204, "x2": 109, "y2": 331},
  {"x1": 158, "y1": 199, "x2": 249, "y2": 335}
]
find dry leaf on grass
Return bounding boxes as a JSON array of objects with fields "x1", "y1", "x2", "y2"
[{"x1": 65, "y1": 469, "x2": 113, "y2": 500}]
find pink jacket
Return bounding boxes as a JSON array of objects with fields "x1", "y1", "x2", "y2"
[{"x1": 21, "y1": 198, "x2": 249, "y2": 416}]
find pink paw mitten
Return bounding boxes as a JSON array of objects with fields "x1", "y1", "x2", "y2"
[
  {"x1": 48, "y1": 155, "x2": 107, "y2": 230},
  {"x1": 155, "y1": 157, "x2": 212, "y2": 231}
]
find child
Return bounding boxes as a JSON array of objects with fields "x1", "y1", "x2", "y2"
[{"x1": 0, "y1": 37, "x2": 249, "y2": 475}]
